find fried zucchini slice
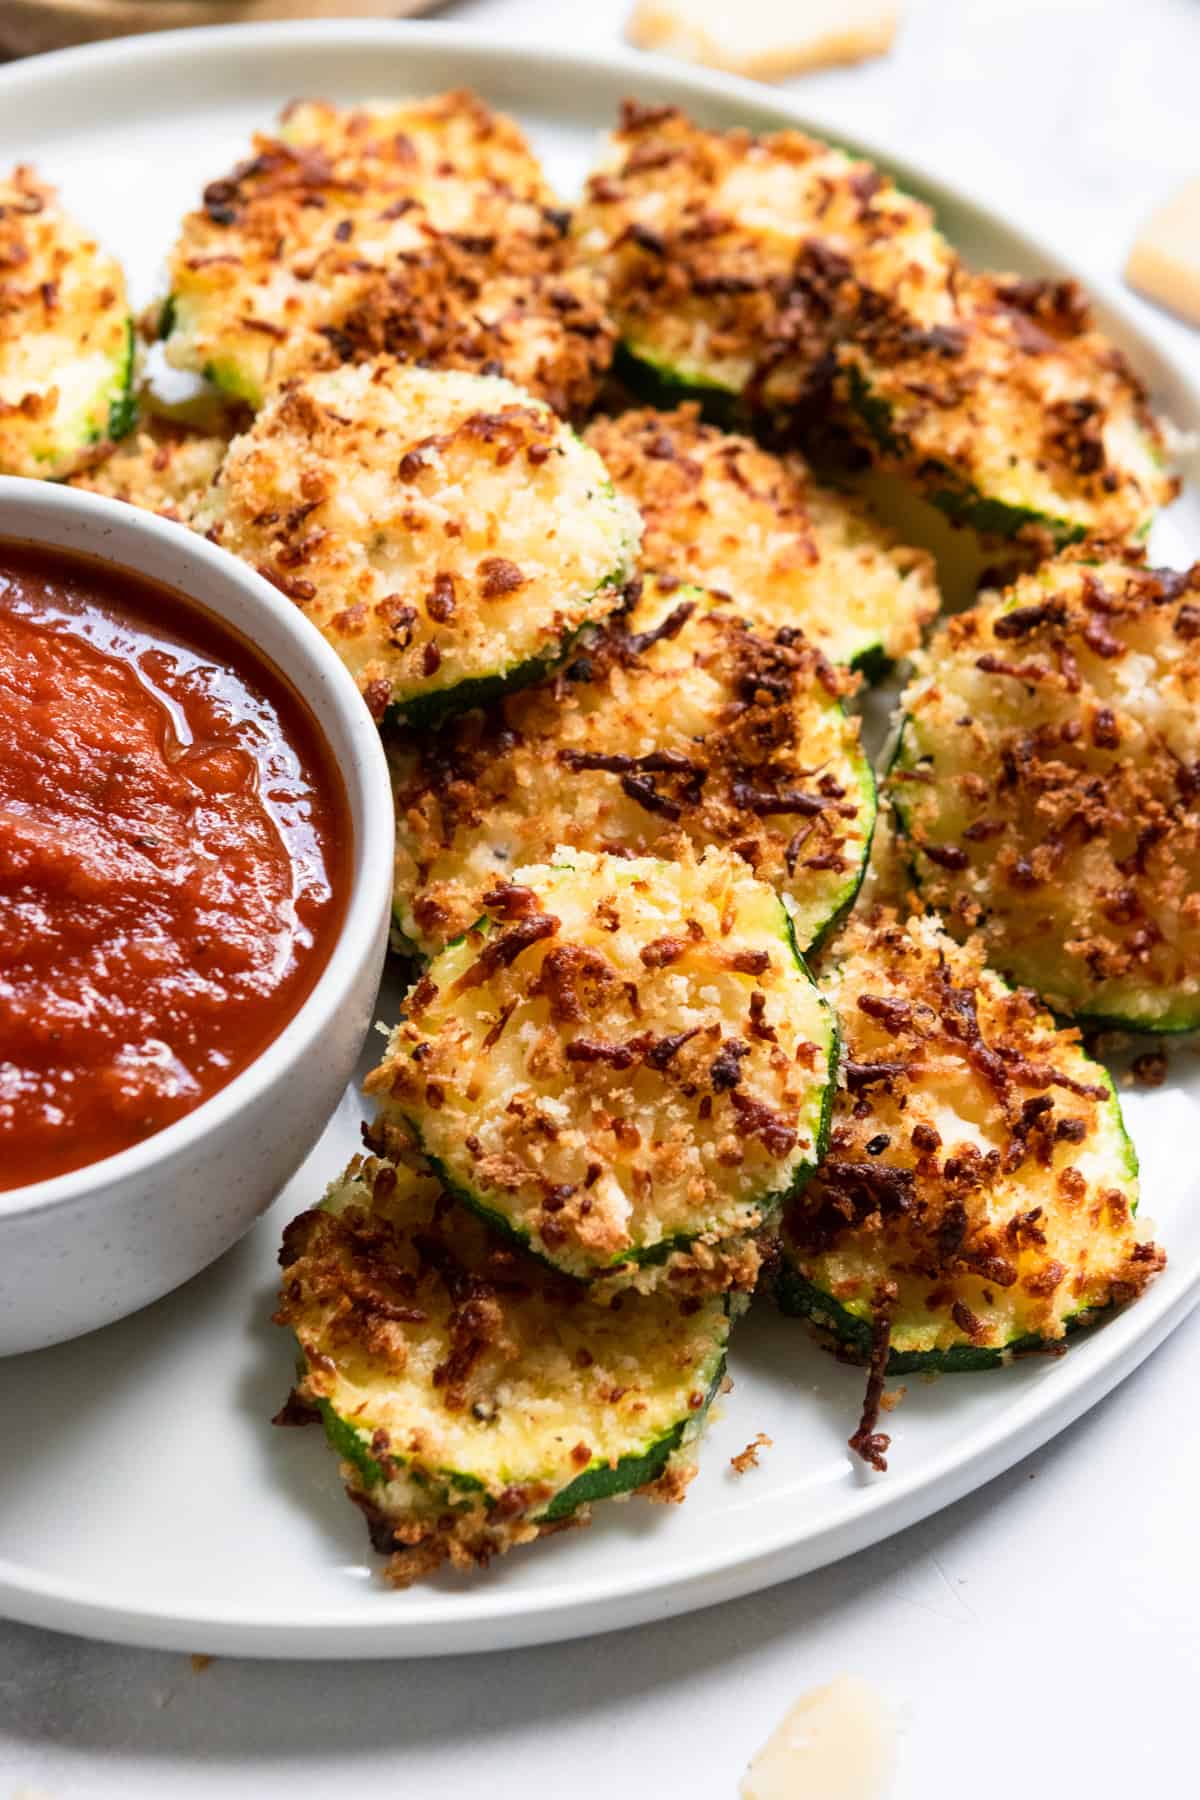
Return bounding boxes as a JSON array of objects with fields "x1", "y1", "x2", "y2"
[
  {"x1": 583, "y1": 406, "x2": 938, "y2": 673},
  {"x1": 277, "y1": 1153, "x2": 737, "y2": 1585},
  {"x1": 572, "y1": 107, "x2": 1174, "y2": 548},
  {"x1": 840, "y1": 273, "x2": 1175, "y2": 551},
  {"x1": 192, "y1": 361, "x2": 639, "y2": 725},
  {"x1": 571, "y1": 103, "x2": 953, "y2": 415},
  {"x1": 390, "y1": 577, "x2": 875, "y2": 960},
  {"x1": 777, "y1": 908, "x2": 1164, "y2": 1371},
  {"x1": 68, "y1": 418, "x2": 229, "y2": 519},
  {"x1": 892, "y1": 553, "x2": 1200, "y2": 1030},
  {"x1": 0, "y1": 166, "x2": 133, "y2": 479},
  {"x1": 370, "y1": 847, "x2": 836, "y2": 1284},
  {"x1": 164, "y1": 92, "x2": 613, "y2": 418}
]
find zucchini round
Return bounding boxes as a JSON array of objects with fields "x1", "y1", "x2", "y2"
[
  {"x1": 892, "y1": 553, "x2": 1200, "y2": 1030},
  {"x1": 777, "y1": 908, "x2": 1164, "y2": 1371},
  {"x1": 0, "y1": 166, "x2": 134, "y2": 479},
  {"x1": 572, "y1": 104, "x2": 952, "y2": 416},
  {"x1": 840, "y1": 274, "x2": 1175, "y2": 551},
  {"x1": 583, "y1": 407, "x2": 939, "y2": 674},
  {"x1": 164, "y1": 93, "x2": 612, "y2": 418},
  {"x1": 389, "y1": 575, "x2": 876, "y2": 961},
  {"x1": 276, "y1": 1152, "x2": 737, "y2": 1583},
  {"x1": 370, "y1": 846, "x2": 837, "y2": 1284},
  {"x1": 191, "y1": 361, "x2": 640, "y2": 725},
  {"x1": 69, "y1": 418, "x2": 228, "y2": 520}
]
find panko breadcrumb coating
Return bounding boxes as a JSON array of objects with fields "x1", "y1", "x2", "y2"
[
  {"x1": 840, "y1": 272, "x2": 1176, "y2": 551},
  {"x1": 164, "y1": 92, "x2": 614, "y2": 418},
  {"x1": 573, "y1": 105, "x2": 1174, "y2": 548},
  {"x1": 572, "y1": 102, "x2": 951, "y2": 414},
  {"x1": 0, "y1": 165, "x2": 133, "y2": 479},
  {"x1": 583, "y1": 405, "x2": 938, "y2": 672},
  {"x1": 69, "y1": 419, "x2": 229, "y2": 520},
  {"x1": 389, "y1": 575, "x2": 876, "y2": 960},
  {"x1": 371, "y1": 846, "x2": 836, "y2": 1286},
  {"x1": 275, "y1": 1152, "x2": 736, "y2": 1585},
  {"x1": 779, "y1": 907, "x2": 1163, "y2": 1387},
  {"x1": 892, "y1": 551, "x2": 1200, "y2": 1029},
  {"x1": 192, "y1": 360, "x2": 640, "y2": 725}
]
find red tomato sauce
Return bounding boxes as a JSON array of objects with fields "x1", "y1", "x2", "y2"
[{"x1": 0, "y1": 539, "x2": 351, "y2": 1191}]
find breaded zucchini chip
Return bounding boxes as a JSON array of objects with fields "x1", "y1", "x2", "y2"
[
  {"x1": 583, "y1": 406, "x2": 938, "y2": 673},
  {"x1": 164, "y1": 92, "x2": 613, "y2": 417},
  {"x1": 192, "y1": 361, "x2": 640, "y2": 724},
  {"x1": 390, "y1": 576, "x2": 876, "y2": 959},
  {"x1": 276, "y1": 1153, "x2": 737, "y2": 1585},
  {"x1": 841, "y1": 274, "x2": 1176, "y2": 551},
  {"x1": 0, "y1": 166, "x2": 133, "y2": 479},
  {"x1": 571, "y1": 102, "x2": 953, "y2": 414},
  {"x1": 371, "y1": 846, "x2": 837, "y2": 1285},
  {"x1": 892, "y1": 553, "x2": 1200, "y2": 1030},
  {"x1": 69, "y1": 418, "x2": 229, "y2": 519},
  {"x1": 777, "y1": 908, "x2": 1163, "y2": 1372}
]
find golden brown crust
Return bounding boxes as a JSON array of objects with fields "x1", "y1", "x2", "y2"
[
  {"x1": 372, "y1": 847, "x2": 834, "y2": 1282},
  {"x1": 572, "y1": 102, "x2": 950, "y2": 413},
  {"x1": 276, "y1": 1152, "x2": 731, "y2": 1580},
  {"x1": 840, "y1": 273, "x2": 1176, "y2": 547},
  {"x1": 68, "y1": 418, "x2": 230, "y2": 519},
  {"x1": 389, "y1": 576, "x2": 873, "y2": 958},
  {"x1": 167, "y1": 92, "x2": 613, "y2": 417},
  {"x1": 192, "y1": 361, "x2": 638, "y2": 720},
  {"x1": 0, "y1": 163, "x2": 130, "y2": 478},
  {"x1": 583, "y1": 406, "x2": 938, "y2": 666},
  {"x1": 787, "y1": 907, "x2": 1163, "y2": 1358},
  {"x1": 895, "y1": 552, "x2": 1200, "y2": 1025}
]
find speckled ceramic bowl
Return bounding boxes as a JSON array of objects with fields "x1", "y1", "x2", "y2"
[{"x1": 0, "y1": 478, "x2": 393, "y2": 1355}]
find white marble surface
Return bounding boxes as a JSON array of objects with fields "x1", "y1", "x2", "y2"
[{"x1": 2, "y1": 2, "x2": 1198, "y2": 1794}]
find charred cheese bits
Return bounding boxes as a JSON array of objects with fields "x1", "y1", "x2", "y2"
[
  {"x1": 0, "y1": 165, "x2": 133, "y2": 479},
  {"x1": 370, "y1": 847, "x2": 836, "y2": 1285},
  {"x1": 583, "y1": 406, "x2": 938, "y2": 674},
  {"x1": 192, "y1": 361, "x2": 640, "y2": 724},
  {"x1": 276, "y1": 1153, "x2": 738, "y2": 1585},
  {"x1": 571, "y1": 103, "x2": 953, "y2": 416},
  {"x1": 163, "y1": 92, "x2": 613, "y2": 418},
  {"x1": 390, "y1": 577, "x2": 875, "y2": 961},
  {"x1": 69, "y1": 419, "x2": 229, "y2": 519},
  {"x1": 892, "y1": 553, "x2": 1200, "y2": 1031},
  {"x1": 778, "y1": 909, "x2": 1163, "y2": 1371},
  {"x1": 841, "y1": 272, "x2": 1176, "y2": 551}
]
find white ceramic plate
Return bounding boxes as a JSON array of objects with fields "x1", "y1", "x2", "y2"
[{"x1": 0, "y1": 21, "x2": 1197, "y2": 1660}]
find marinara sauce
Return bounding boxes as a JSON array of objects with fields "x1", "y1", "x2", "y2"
[{"x1": 0, "y1": 539, "x2": 351, "y2": 1190}]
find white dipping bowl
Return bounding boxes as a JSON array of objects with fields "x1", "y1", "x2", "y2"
[{"x1": 0, "y1": 478, "x2": 393, "y2": 1355}]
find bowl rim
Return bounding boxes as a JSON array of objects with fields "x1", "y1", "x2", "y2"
[{"x1": 0, "y1": 475, "x2": 394, "y2": 1221}]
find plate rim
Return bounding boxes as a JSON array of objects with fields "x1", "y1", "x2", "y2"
[{"x1": 1, "y1": 17, "x2": 1197, "y2": 1660}]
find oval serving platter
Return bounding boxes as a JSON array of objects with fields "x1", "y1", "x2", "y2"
[{"x1": 0, "y1": 20, "x2": 1197, "y2": 1659}]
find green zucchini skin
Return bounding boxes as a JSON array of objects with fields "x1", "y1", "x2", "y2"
[
  {"x1": 382, "y1": 607, "x2": 606, "y2": 732},
  {"x1": 775, "y1": 1263, "x2": 1116, "y2": 1374},
  {"x1": 316, "y1": 1351, "x2": 729, "y2": 1525},
  {"x1": 539, "y1": 1344, "x2": 731, "y2": 1520},
  {"x1": 611, "y1": 341, "x2": 743, "y2": 430},
  {"x1": 103, "y1": 320, "x2": 138, "y2": 445},
  {"x1": 844, "y1": 366, "x2": 1085, "y2": 549}
]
